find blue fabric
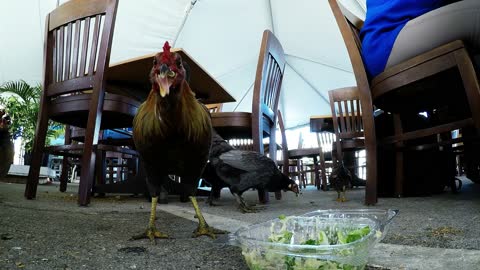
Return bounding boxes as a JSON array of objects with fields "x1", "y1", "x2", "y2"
[{"x1": 360, "y1": 0, "x2": 450, "y2": 77}]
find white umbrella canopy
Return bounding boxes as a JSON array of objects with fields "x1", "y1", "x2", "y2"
[
  {"x1": 0, "y1": 0, "x2": 366, "y2": 129},
  {"x1": 175, "y1": 0, "x2": 366, "y2": 128}
]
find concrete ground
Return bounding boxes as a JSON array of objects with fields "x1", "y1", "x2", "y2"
[{"x1": 0, "y1": 178, "x2": 479, "y2": 270}]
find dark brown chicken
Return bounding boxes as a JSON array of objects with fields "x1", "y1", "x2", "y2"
[
  {"x1": 0, "y1": 109, "x2": 14, "y2": 179},
  {"x1": 329, "y1": 160, "x2": 352, "y2": 202},
  {"x1": 132, "y1": 42, "x2": 221, "y2": 241}
]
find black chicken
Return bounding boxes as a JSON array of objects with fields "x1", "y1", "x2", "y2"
[
  {"x1": 202, "y1": 130, "x2": 299, "y2": 213},
  {"x1": 329, "y1": 161, "x2": 352, "y2": 202},
  {"x1": 132, "y1": 42, "x2": 222, "y2": 241}
]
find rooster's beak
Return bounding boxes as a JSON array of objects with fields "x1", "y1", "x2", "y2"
[
  {"x1": 156, "y1": 73, "x2": 170, "y2": 98},
  {"x1": 156, "y1": 64, "x2": 171, "y2": 98}
]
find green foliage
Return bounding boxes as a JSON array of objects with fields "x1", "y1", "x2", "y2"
[{"x1": 0, "y1": 80, "x2": 63, "y2": 151}]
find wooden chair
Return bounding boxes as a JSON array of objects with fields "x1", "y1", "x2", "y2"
[
  {"x1": 328, "y1": 86, "x2": 374, "y2": 191},
  {"x1": 25, "y1": 0, "x2": 141, "y2": 206},
  {"x1": 210, "y1": 29, "x2": 286, "y2": 203},
  {"x1": 287, "y1": 133, "x2": 322, "y2": 190},
  {"x1": 276, "y1": 111, "x2": 333, "y2": 190},
  {"x1": 329, "y1": 0, "x2": 480, "y2": 200},
  {"x1": 58, "y1": 126, "x2": 142, "y2": 195},
  {"x1": 316, "y1": 131, "x2": 336, "y2": 188}
]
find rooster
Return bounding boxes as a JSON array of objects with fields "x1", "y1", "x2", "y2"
[
  {"x1": 202, "y1": 130, "x2": 299, "y2": 213},
  {"x1": 329, "y1": 160, "x2": 352, "y2": 202},
  {"x1": 132, "y1": 42, "x2": 222, "y2": 241}
]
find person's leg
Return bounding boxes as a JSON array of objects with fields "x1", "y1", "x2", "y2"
[{"x1": 386, "y1": 0, "x2": 480, "y2": 68}]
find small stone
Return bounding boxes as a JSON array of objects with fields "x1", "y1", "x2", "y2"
[
  {"x1": 12, "y1": 247, "x2": 22, "y2": 250},
  {"x1": 130, "y1": 265, "x2": 137, "y2": 269},
  {"x1": 0, "y1": 233, "x2": 13, "y2": 240}
]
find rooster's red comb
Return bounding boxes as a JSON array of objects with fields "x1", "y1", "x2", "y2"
[{"x1": 161, "y1": 41, "x2": 173, "y2": 64}]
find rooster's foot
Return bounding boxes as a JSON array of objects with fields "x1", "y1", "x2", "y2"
[
  {"x1": 192, "y1": 224, "x2": 226, "y2": 239},
  {"x1": 239, "y1": 203, "x2": 266, "y2": 213},
  {"x1": 234, "y1": 194, "x2": 264, "y2": 213},
  {"x1": 336, "y1": 197, "x2": 348, "y2": 202},
  {"x1": 131, "y1": 226, "x2": 169, "y2": 242}
]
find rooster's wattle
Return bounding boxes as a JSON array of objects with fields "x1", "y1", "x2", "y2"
[{"x1": 132, "y1": 42, "x2": 221, "y2": 241}]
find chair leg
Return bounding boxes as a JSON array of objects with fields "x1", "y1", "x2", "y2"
[
  {"x1": 359, "y1": 104, "x2": 378, "y2": 205},
  {"x1": 364, "y1": 139, "x2": 378, "y2": 205},
  {"x1": 393, "y1": 114, "x2": 404, "y2": 198},
  {"x1": 77, "y1": 91, "x2": 105, "y2": 206},
  {"x1": 319, "y1": 151, "x2": 328, "y2": 191},
  {"x1": 59, "y1": 125, "x2": 72, "y2": 192},
  {"x1": 78, "y1": 148, "x2": 97, "y2": 206},
  {"x1": 25, "y1": 102, "x2": 49, "y2": 199},
  {"x1": 93, "y1": 149, "x2": 106, "y2": 196},
  {"x1": 59, "y1": 157, "x2": 69, "y2": 192},
  {"x1": 313, "y1": 156, "x2": 321, "y2": 190}
]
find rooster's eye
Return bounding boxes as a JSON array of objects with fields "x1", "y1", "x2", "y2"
[{"x1": 167, "y1": 70, "x2": 175, "y2": 77}]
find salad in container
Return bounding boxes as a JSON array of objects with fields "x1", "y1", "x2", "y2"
[{"x1": 229, "y1": 209, "x2": 398, "y2": 270}]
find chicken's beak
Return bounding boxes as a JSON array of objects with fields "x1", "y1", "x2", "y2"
[
  {"x1": 157, "y1": 74, "x2": 170, "y2": 98},
  {"x1": 156, "y1": 64, "x2": 171, "y2": 98},
  {"x1": 288, "y1": 184, "x2": 300, "y2": 197}
]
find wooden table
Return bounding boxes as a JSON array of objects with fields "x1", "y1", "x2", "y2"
[{"x1": 106, "y1": 48, "x2": 236, "y2": 104}]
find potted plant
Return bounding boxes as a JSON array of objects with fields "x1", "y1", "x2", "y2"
[{"x1": 0, "y1": 80, "x2": 63, "y2": 167}]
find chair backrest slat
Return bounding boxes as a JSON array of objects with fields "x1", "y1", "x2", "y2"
[
  {"x1": 79, "y1": 17, "x2": 91, "y2": 78},
  {"x1": 64, "y1": 23, "x2": 73, "y2": 80},
  {"x1": 51, "y1": 30, "x2": 57, "y2": 83},
  {"x1": 349, "y1": 99, "x2": 356, "y2": 130},
  {"x1": 337, "y1": 99, "x2": 346, "y2": 132},
  {"x1": 344, "y1": 100, "x2": 353, "y2": 132},
  {"x1": 57, "y1": 26, "x2": 64, "y2": 83},
  {"x1": 70, "y1": 20, "x2": 81, "y2": 79},
  {"x1": 88, "y1": 14, "x2": 102, "y2": 76}
]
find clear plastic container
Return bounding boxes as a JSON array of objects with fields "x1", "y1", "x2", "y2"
[{"x1": 229, "y1": 209, "x2": 398, "y2": 270}]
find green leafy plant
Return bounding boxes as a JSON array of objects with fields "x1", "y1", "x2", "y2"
[{"x1": 0, "y1": 80, "x2": 63, "y2": 152}]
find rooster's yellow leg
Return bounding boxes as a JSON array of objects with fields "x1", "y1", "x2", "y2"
[
  {"x1": 340, "y1": 186, "x2": 348, "y2": 202},
  {"x1": 131, "y1": 197, "x2": 169, "y2": 242},
  {"x1": 336, "y1": 191, "x2": 342, "y2": 202},
  {"x1": 190, "y1": 196, "x2": 226, "y2": 238}
]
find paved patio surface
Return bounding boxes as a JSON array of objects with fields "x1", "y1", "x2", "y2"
[{"x1": 0, "y1": 178, "x2": 479, "y2": 269}]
